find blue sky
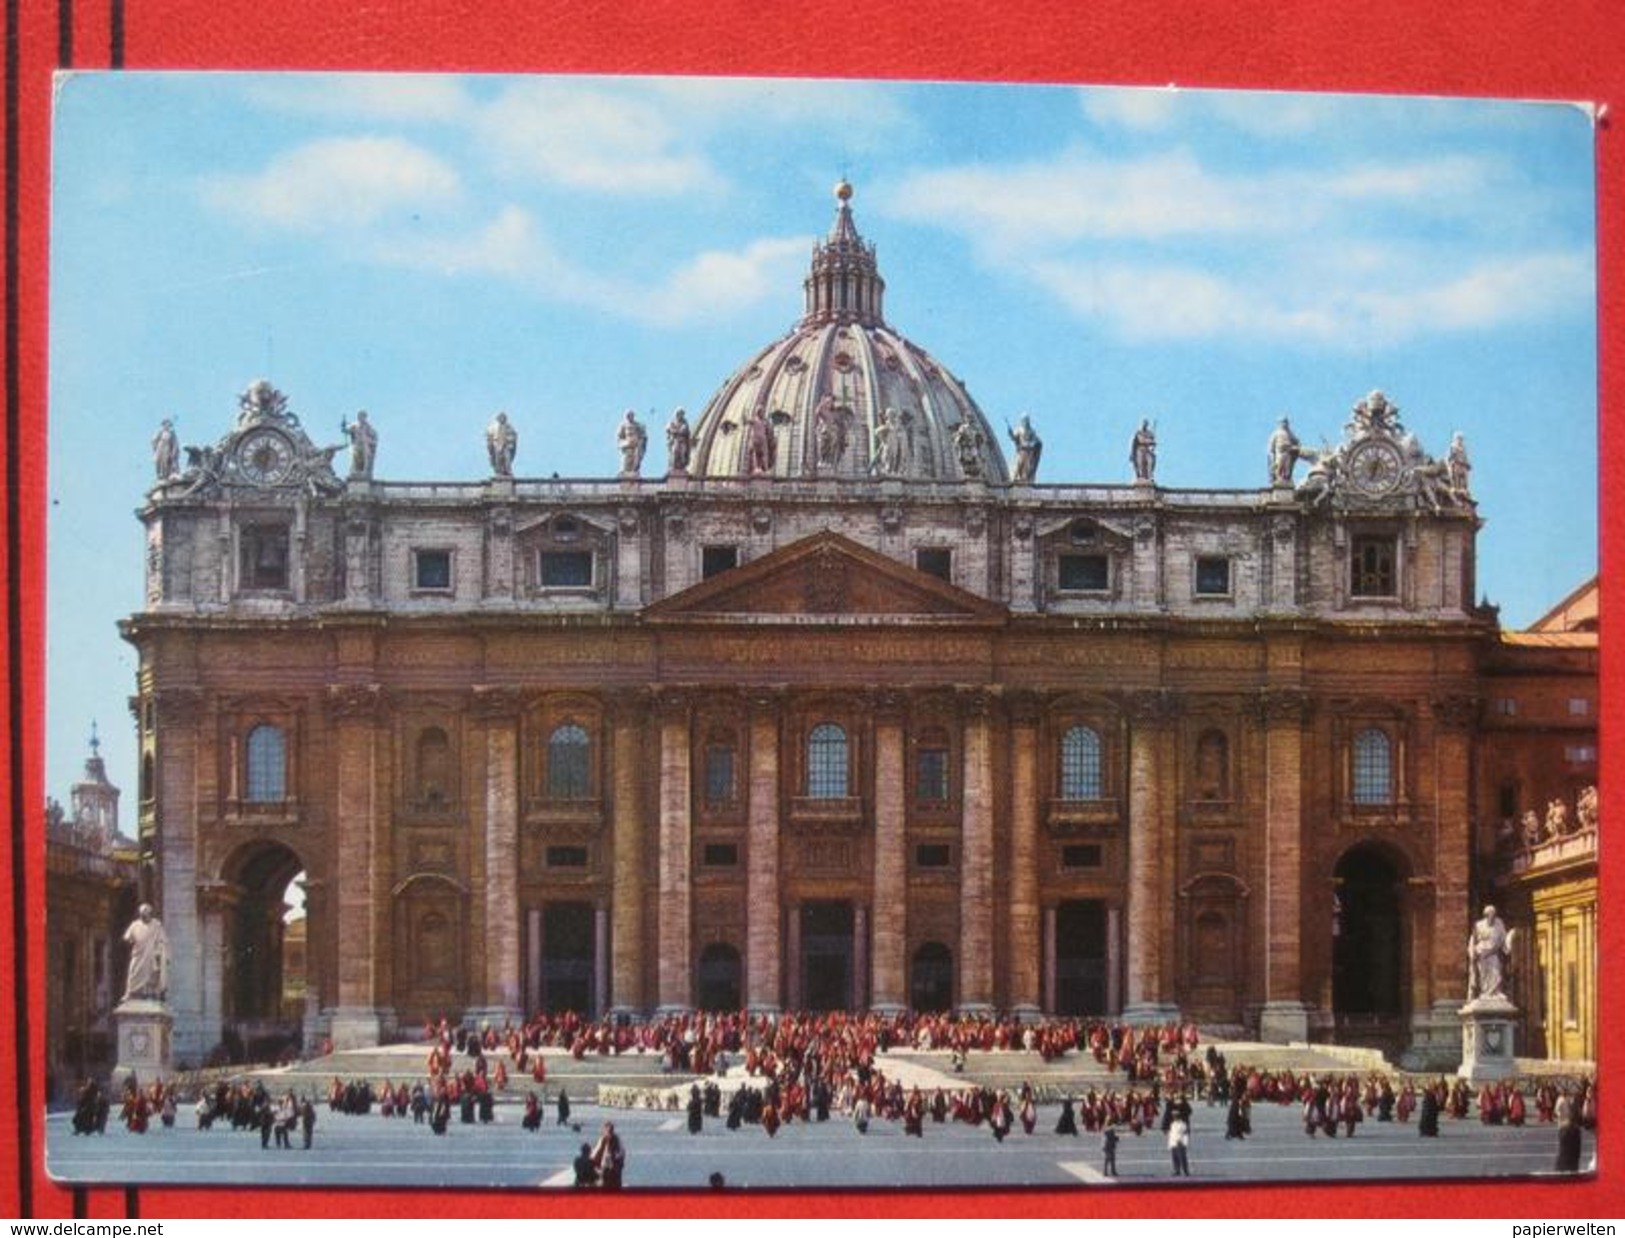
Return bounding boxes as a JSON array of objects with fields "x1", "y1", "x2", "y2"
[{"x1": 46, "y1": 73, "x2": 1597, "y2": 805}]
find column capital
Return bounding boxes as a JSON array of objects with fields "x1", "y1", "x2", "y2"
[
  {"x1": 653, "y1": 687, "x2": 695, "y2": 723},
  {"x1": 605, "y1": 686, "x2": 654, "y2": 726},
  {"x1": 868, "y1": 687, "x2": 909, "y2": 723},
  {"x1": 1430, "y1": 693, "x2": 1481, "y2": 731},
  {"x1": 956, "y1": 685, "x2": 997, "y2": 720},
  {"x1": 154, "y1": 686, "x2": 206, "y2": 726},
  {"x1": 470, "y1": 685, "x2": 524, "y2": 722},
  {"x1": 1254, "y1": 687, "x2": 1314, "y2": 727},
  {"x1": 325, "y1": 682, "x2": 383, "y2": 722},
  {"x1": 1123, "y1": 687, "x2": 1179, "y2": 728},
  {"x1": 1005, "y1": 689, "x2": 1044, "y2": 727}
]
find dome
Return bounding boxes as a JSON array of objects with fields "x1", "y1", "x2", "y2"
[{"x1": 687, "y1": 184, "x2": 1011, "y2": 484}]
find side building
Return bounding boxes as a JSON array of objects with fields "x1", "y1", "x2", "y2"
[
  {"x1": 45, "y1": 730, "x2": 138, "y2": 1098},
  {"x1": 124, "y1": 185, "x2": 1494, "y2": 1068},
  {"x1": 1478, "y1": 578, "x2": 1599, "y2": 1066}
]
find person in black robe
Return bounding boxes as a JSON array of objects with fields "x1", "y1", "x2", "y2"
[
  {"x1": 1419, "y1": 1088, "x2": 1441, "y2": 1137},
  {"x1": 1055, "y1": 1097, "x2": 1079, "y2": 1136},
  {"x1": 1226, "y1": 1096, "x2": 1248, "y2": 1140},
  {"x1": 726, "y1": 1088, "x2": 744, "y2": 1131},
  {"x1": 556, "y1": 1088, "x2": 572, "y2": 1127},
  {"x1": 687, "y1": 1085, "x2": 704, "y2": 1134},
  {"x1": 572, "y1": 1142, "x2": 599, "y2": 1188},
  {"x1": 300, "y1": 1098, "x2": 316, "y2": 1149}
]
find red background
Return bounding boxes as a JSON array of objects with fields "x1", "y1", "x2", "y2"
[{"x1": 3, "y1": 0, "x2": 1619, "y2": 1219}]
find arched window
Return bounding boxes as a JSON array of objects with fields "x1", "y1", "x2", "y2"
[
  {"x1": 807, "y1": 723, "x2": 848, "y2": 799},
  {"x1": 1059, "y1": 725, "x2": 1103, "y2": 801},
  {"x1": 547, "y1": 724, "x2": 592, "y2": 800},
  {"x1": 245, "y1": 724, "x2": 286, "y2": 802},
  {"x1": 416, "y1": 727, "x2": 452, "y2": 808},
  {"x1": 1352, "y1": 728, "x2": 1393, "y2": 805}
]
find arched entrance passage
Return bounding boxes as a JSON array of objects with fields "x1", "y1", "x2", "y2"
[
  {"x1": 696, "y1": 943, "x2": 743, "y2": 1011},
  {"x1": 909, "y1": 942, "x2": 953, "y2": 1012},
  {"x1": 219, "y1": 841, "x2": 306, "y2": 1060},
  {"x1": 1332, "y1": 843, "x2": 1409, "y2": 1038}
]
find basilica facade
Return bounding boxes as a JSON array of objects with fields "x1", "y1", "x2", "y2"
[{"x1": 125, "y1": 184, "x2": 1500, "y2": 1068}]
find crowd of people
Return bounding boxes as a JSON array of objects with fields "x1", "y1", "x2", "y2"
[{"x1": 65, "y1": 1008, "x2": 1597, "y2": 1181}]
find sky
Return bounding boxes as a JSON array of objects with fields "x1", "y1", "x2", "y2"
[{"x1": 46, "y1": 73, "x2": 1598, "y2": 807}]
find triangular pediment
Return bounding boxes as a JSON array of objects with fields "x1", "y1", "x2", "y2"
[{"x1": 645, "y1": 531, "x2": 1006, "y2": 624}]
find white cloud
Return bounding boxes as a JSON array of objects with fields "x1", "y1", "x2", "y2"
[
  {"x1": 1080, "y1": 87, "x2": 1183, "y2": 131},
  {"x1": 203, "y1": 136, "x2": 463, "y2": 232},
  {"x1": 374, "y1": 204, "x2": 810, "y2": 328},
  {"x1": 475, "y1": 82, "x2": 715, "y2": 194},
  {"x1": 1021, "y1": 249, "x2": 1591, "y2": 346}
]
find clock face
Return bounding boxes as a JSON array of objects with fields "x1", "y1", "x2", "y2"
[
  {"x1": 237, "y1": 429, "x2": 294, "y2": 485},
  {"x1": 1347, "y1": 439, "x2": 1404, "y2": 497}
]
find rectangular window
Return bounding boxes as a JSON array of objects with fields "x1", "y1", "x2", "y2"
[
  {"x1": 1565, "y1": 960, "x2": 1579, "y2": 1025},
  {"x1": 1565, "y1": 745, "x2": 1597, "y2": 765},
  {"x1": 916, "y1": 746, "x2": 950, "y2": 803},
  {"x1": 702, "y1": 842, "x2": 739, "y2": 868},
  {"x1": 1062, "y1": 844, "x2": 1103, "y2": 869},
  {"x1": 705, "y1": 746, "x2": 737, "y2": 805},
  {"x1": 1350, "y1": 535, "x2": 1398, "y2": 598},
  {"x1": 413, "y1": 549, "x2": 452, "y2": 591},
  {"x1": 540, "y1": 550, "x2": 594, "y2": 588},
  {"x1": 1568, "y1": 697, "x2": 1590, "y2": 717},
  {"x1": 545, "y1": 845, "x2": 589, "y2": 868},
  {"x1": 915, "y1": 547, "x2": 952, "y2": 582},
  {"x1": 1498, "y1": 783, "x2": 1518, "y2": 818},
  {"x1": 914, "y1": 843, "x2": 952, "y2": 868},
  {"x1": 1058, "y1": 553, "x2": 1109, "y2": 592},
  {"x1": 1495, "y1": 698, "x2": 1518, "y2": 716},
  {"x1": 702, "y1": 545, "x2": 739, "y2": 579},
  {"x1": 1194, "y1": 556, "x2": 1231, "y2": 596},
  {"x1": 240, "y1": 524, "x2": 290, "y2": 590}
]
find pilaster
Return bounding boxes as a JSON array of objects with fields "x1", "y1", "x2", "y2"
[
  {"x1": 957, "y1": 687, "x2": 995, "y2": 1012},
  {"x1": 1122, "y1": 688, "x2": 1180, "y2": 1023},
  {"x1": 746, "y1": 689, "x2": 783, "y2": 1012},
  {"x1": 869, "y1": 690, "x2": 906, "y2": 1013},
  {"x1": 656, "y1": 690, "x2": 694, "y2": 1013},
  {"x1": 608, "y1": 690, "x2": 649, "y2": 1015},
  {"x1": 1007, "y1": 691, "x2": 1042, "y2": 1017},
  {"x1": 1257, "y1": 686, "x2": 1312, "y2": 1043},
  {"x1": 472, "y1": 686, "x2": 523, "y2": 1025}
]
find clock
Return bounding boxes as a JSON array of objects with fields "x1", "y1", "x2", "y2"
[
  {"x1": 237, "y1": 428, "x2": 295, "y2": 485},
  {"x1": 1346, "y1": 438, "x2": 1404, "y2": 498}
]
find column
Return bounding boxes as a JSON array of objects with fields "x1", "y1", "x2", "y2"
[
  {"x1": 869, "y1": 693, "x2": 906, "y2": 1013},
  {"x1": 195, "y1": 883, "x2": 234, "y2": 1051},
  {"x1": 1106, "y1": 905, "x2": 1123, "y2": 1015},
  {"x1": 1123, "y1": 689, "x2": 1179, "y2": 1023},
  {"x1": 746, "y1": 691, "x2": 782, "y2": 1011},
  {"x1": 153, "y1": 687, "x2": 206, "y2": 1060},
  {"x1": 525, "y1": 909, "x2": 542, "y2": 1017},
  {"x1": 785, "y1": 905, "x2": 801, "y2": 1012},
  {"x1": 594, "y1": 906, "x2": 610, "y2": 1019},
  {"x1": 957, "y1": 689, "x2": 994, "y2": 1011},
  {"x1": 609, "y1": 692, "x2": 648, "y2": 1015},
  {"x1": 1413, "y1": 693, "x2": 1477, "y2": 1067},
  {"x1": 853, "y1": 905, "x2": 869, "y2": 1010},
  {"x1": 1042, "y1": 906, "x2": 1057, "y2": 1014},
  {"x1": 1007, "y1": 694, "x2": 1042, "y2": 1018},
  {"x1": 1258, "y1": 687, "x2": 1311, "y2": 1043},
  {"x1": 656, "y1": 691, "x2": 693, "y2": 1013},
  {"x1": 473, "y1": 687, "x2": 522, "y2": 1025},
  {"x1": 327, "y1": 682, "x2": 391, "y2": 1049}
]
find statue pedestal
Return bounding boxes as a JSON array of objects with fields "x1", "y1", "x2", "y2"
[
  {"x1": 1457, "y1": 995, "x2": 1518, "y2": 1081},
  {"x1": 112, "y1": 999, "x2": 173, "y2": 1090}
]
